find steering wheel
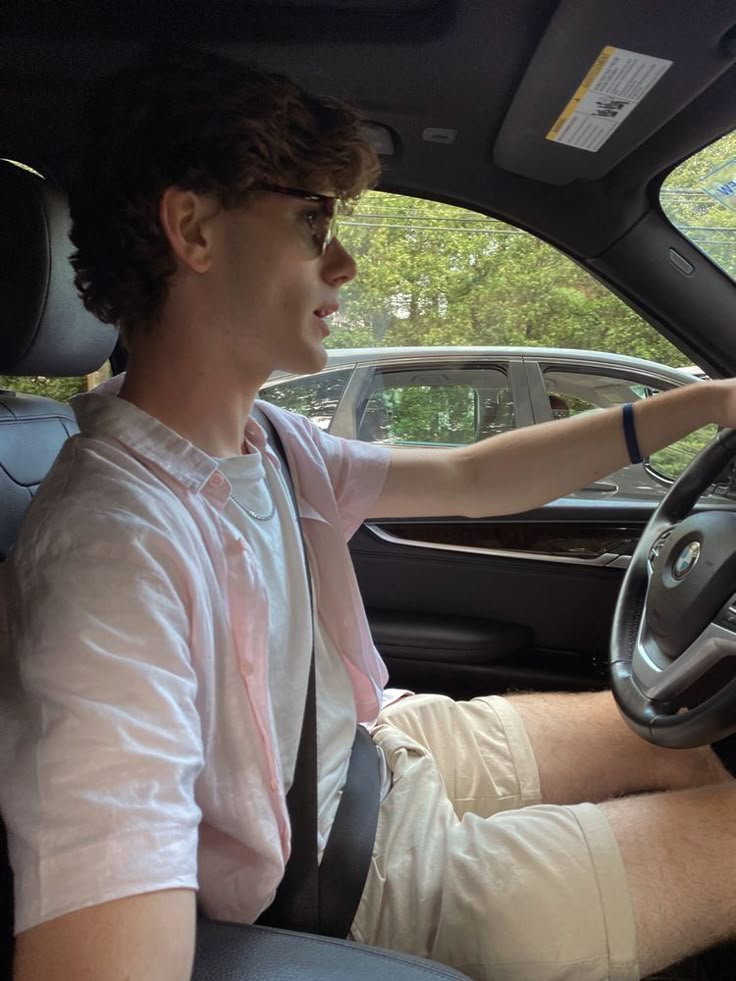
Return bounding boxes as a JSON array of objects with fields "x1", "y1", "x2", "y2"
[{"x1": 611, "y1": 427, "x2": 736, "y2": 748}]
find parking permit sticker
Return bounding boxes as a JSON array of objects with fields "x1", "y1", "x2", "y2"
[
  {"x1": 547, "y1": 46, "x2": 672, "y2": 152},
  {"x1": 699, "y1": 159, "x2": 736, "y2": 213}
]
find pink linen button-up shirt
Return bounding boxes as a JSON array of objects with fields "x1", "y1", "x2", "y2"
[{"x1": 1, "y1": 376, "x2": 392, "y2": 934}]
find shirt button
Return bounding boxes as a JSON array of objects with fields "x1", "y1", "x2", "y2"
[
  {"x1": 211, "y1": 472, "x2": 224, "y2": 487},
  {"x1": 270, "y1": 778, "x2": 278, "y2": 792}
]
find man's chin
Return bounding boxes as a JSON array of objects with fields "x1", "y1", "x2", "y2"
[
  {"x1": 283, "y1": 345, "x2": 327, "y2": 377},
  {"x1": 312, "y1": 345, "x2": 329, "y2": 372}
]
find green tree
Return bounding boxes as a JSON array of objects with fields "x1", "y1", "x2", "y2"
[
  {"x1": 331, "y1": 130, "x2": 735, "y2": 363},
  {"x1": 335, "y1": 194, "x2": 687, "y2": 364},
  {"x1": 660, "y1": 130, "x2": 736, "y2": 281},
  {"x1": 0, "y1": 375, "x2": 87, "y2": 402}
]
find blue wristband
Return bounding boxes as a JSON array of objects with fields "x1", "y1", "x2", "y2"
[{"x1": 622, "y1": 402, "x2": 642, "y2": 464}]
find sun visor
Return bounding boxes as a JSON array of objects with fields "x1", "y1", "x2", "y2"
[{"x1": 494, "y1": 0, "x2": 736, "y2": 185}]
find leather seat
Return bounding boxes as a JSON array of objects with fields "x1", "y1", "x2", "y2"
[
  {"x1": 0, "y1": 157, "x2": 118, "y2": 978},
  {"x1": 0, "y1": 160, "x2": 470, "y2": 980}
]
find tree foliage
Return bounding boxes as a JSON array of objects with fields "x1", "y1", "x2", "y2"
[
  {"x1": 332, "y1": 131, "x2": 736, "y2": 365},
  {"x1": 0, "y1": 374, "x2": 87, "y2": 402},
  {"x1": 661, "y1": 130, "x2": 736, "y2": 282}
]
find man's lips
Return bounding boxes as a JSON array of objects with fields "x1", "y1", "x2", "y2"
[
  {"x1": 313, "y1": 303, "x2": 339, "y2": 318},
  {"x1": 313, "y1": 304, "x2": 338, "y2": 338}
]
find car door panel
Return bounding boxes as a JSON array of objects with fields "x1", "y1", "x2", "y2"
[{"x1": 351, "y1": 498, "x2": 658, "y2": 699}]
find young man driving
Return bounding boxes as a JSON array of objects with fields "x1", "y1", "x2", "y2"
[{"x1": 4, "y1": 48, "x2": 736, "y2": 981}]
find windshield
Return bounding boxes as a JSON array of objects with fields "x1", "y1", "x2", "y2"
[{"x1": 660, "y1": 130, "x2": 736, "y2": 282}]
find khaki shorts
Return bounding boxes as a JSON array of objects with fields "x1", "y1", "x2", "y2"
[{"x1": 350, "y1": 693, "x2": 639, "y2": 981}]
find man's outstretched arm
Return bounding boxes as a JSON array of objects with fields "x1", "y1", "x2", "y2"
[
  {"x1": 370, "y1": 378, "x2": 736, "y2": 520},
  {"x1": 14, "y1": 888, "x2": 196, "y2": 981}
]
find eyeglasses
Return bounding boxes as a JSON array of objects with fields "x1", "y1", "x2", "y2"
[{"x1": 252, "y1": 182, "x2": 339, "y2": 257}]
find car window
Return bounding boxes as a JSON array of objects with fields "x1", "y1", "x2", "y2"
[
  {"x1": 648, "y1": 426, "x2": 718, "y2": 482},
  {"x1": 259, "y1": 368, "x2": 352, "y2": 430},
  {"x1": 0, "y1": 365, "x2": 111, "y2": 403},
  {"x1": 543, "y1": 369, "x2": 653, "y2": 415},
  {"x1": 358, "y1": 385, "x2": 478, "y2": 446},
  {"x1": 335, "y1": 192, "x2": 689, "y2": 368},
  {"x1": 263, "y1": 190, "x2": 714, "y2": 495},
  {"x1": 356, "y1": 365, "x2": 513, "y2": 447},
  {"x1": 359, "y1": 384, "x2": 476, "y2": 445},
  {"x1": 542, "y1": 367, "x2": 717, "y2": 483},
  {"x1": 660, "y1": 129, "x2": 736, "y2": 283}
]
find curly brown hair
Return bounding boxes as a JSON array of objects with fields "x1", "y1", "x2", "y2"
[{"x1": 69, "y1": 47, "x2": 380, "y2": 337}]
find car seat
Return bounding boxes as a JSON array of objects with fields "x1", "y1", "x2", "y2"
[{"x1": 0, "y1": 157, "x2": 118, "y2": 978}]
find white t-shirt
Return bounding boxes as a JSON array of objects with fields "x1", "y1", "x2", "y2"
[{"x1": 218, "y1": 444, "x2": 357, "y2": 855}]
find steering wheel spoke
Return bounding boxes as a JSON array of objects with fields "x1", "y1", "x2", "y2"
[{"x1": 635, "y1": 612, "x2": 736, "y2": 704}]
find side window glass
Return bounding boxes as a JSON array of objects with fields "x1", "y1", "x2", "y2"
[
  {"x1": 356, "y1": 367, "x2": 513, "y2": 446},
  {"x1": 543, "y1": 369, "x2": 646, "y2": 419},
  {"x1": 359, "y1": 384, "x2": 477, "y2": 445},
  {"x1": 334, "y1": 191, "x2": 688, "y2": 372},
  {"x1": 544, "y1": 368, "x2": 716, "y2": 483},
  {"x1": 259, "y1": 368, "x2": 352, "y2": 430},
  {"x1": 0, "y1": 365, "x2": 111, "y2": 402},
  {"x1": 648, "y1": 428, "x2": 718, "y2": 481},
  {"x1": 660, "y1": 130, "x2": 736, "y2": 285}
]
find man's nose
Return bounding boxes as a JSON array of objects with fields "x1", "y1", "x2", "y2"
[{"x1": 322, "y1": 238, "x2": 357, "y2": 286}]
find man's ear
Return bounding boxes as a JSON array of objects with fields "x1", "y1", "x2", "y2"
[{"x1": 159, "y1": 187, "x2": 221, "y2": 274}]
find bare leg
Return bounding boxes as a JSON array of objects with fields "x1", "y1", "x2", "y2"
[
  {"x1": 506, "y1": 690, "x2": 730, "y2": 804},
  {"x1": 600, "y1": 783, "x2": 736, "y2": 977},
  {"x1": 506, "y1": 690, "x2": 735, "y2": 976}
]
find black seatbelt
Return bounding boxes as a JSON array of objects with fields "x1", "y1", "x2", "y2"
[
  {"x1": 253, "y1": 408, "x2": 319, "y2": 934},
  {"x1": 251, "y1": 405, "x2": 380, "y2": 938},
  {"x1": 318, "y1": 724, "x2": 380, "y2": 936}
]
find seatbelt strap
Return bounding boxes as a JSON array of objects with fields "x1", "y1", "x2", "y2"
[
  {"x1": 318, "y1": 723, "x2": 380, "y2": 937},
  {"x1": 252, "y1": 406, "x2": 319, "y2": 934},
  {"x1": 251, "y1": 404, "x2": 380, "y2": 938}
]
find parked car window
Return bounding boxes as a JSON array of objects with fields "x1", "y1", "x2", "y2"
[
  {"x1": 259, "y1": 368, "x2": 352, "y2": 430},
  {"x1": 356, "y1": 365, "x2": 513, "y2": 447},
  {"x1": 359, "y1": 384, "x2": 476, "y2": 445},
  {"x1": 543, "y1": 367, "x2": 717, "y2": 484},
  {"x1": 543, "y1": 369, "x2": 648, "y2": 415}
]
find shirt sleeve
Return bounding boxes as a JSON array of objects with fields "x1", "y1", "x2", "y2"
[
  {"x1": 269, "y1": 408, "x2": 391, "y2": 540},
  {"x1": 2, "y1": 529, "x2": 204, "y2": 935}
]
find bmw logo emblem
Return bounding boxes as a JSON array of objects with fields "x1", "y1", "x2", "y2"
[{"x1": 672, "y1": 540, "x2": 701, "y2": 580}]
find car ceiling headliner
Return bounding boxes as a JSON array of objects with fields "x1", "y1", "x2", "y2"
[{"x1": 1, "y1": 0, "x2": 736, "y2": 262}]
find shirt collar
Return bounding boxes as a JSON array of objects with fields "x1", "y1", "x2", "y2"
[{"x1": 71, "y1": 373, "x2": 277, "y2": 500}]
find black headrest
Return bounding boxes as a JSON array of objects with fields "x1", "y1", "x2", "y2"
[{"x1": 0, "y1": 160, "x2": 117, "y2": 376}]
